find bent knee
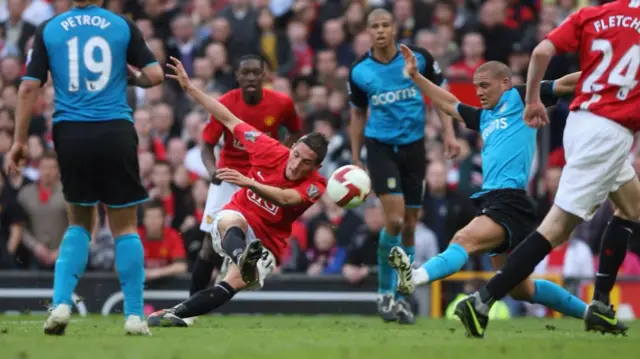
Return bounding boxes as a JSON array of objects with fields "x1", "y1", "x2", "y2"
[
  {"x1": 614, "y1": 206, "x2": 640, "y2": 222},
  {"x1": 508, "y1": 281, "x2": 536, "y2": 301},
  {"x1": 385, "y1": 215, "x2": 404, "y2": 234},
  {"x1": 450, "y1": 230, "x2": 482, "y2": 254},
  {"x1": 217, "y1": 211, "x2": 248, "y2": 234}
]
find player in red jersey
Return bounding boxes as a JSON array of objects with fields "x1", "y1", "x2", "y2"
[
  {"x1": 454, "y1": 0, "x2": 639, "y2": 338},
  {"x1": 191, "y1": 54, "x2": 302, "y2": 314},
  {"x1": 148, "y1": 57, "x2": 327, "y2": 327}
]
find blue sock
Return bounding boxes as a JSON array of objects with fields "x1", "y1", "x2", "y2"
[
  {"x1": 53, "y1": 226, "x2": 91, "y2": 306},
  {"x1": 115, "y1": 233, "x2": 145, "y2": 318},
  {"x1": 421, "y1": 243, "x2": 469, "y2": 282},
  {"x1": 395, "y1": 245, "x2": 415, "y2": 300},
  {"x1": 377, "y1": 229, "x2": 401, "y2": 294},
  {"x1": 531, "y1": 279, "x2": 587, "y2": 319}
]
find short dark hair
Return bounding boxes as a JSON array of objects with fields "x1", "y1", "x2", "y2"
[
  {"x1": 144, "y1": 199, "x2": 166, "y2": 215},
  {"x1": 297, "y1": 132, "x2": 329, "y2": 164},
  {"x1": 367, "y1": 8, "x2": 394, "y2": 26},
  {"x1": 235, "y1": 54, "x2": 267, "y2": 72}
]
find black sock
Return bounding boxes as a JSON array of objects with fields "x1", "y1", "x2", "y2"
[
  {"x1": 221, "y1": 227, "x2": 247, "y2": 265},
  {"x1": 173, "y1": 281, "x2": 236, "y2": 318},
  {"x1": 594, "y1": 216, "x2": 634, "y2": 305},
  {"x1": 190, "y1": 255, "x2": 221, "y2": 295},
  {"x1": 481, "y1": 231, "x2": 552, "y2": 302}
]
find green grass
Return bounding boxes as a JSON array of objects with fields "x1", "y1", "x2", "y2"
[{"x1": 0, "y1": 316, "x2": 638, "y2": 359}]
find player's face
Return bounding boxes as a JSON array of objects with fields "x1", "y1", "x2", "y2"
[
  {"x1": 286, "y1": 142, "x2": 319, "y2": 181},
  {"x1": 236, "y1": 59, "x2": 264, "y2": 96},
  {"x1": 473, "y1": 70, "x2": 509, "y2": 109},
  {"x1": 367, "y1": 14, "x2": 396, "y2": 49}
]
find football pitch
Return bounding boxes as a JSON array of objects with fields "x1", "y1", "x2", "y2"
[{"x1": 0, "y1": 316, "x2": 638, "y2": 359}]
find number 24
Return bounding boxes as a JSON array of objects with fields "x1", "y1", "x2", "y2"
[
  {"x1": 581, "y1": 39, "x2": 639, "y2": 101},
  {"x1": 67, "y1": 36, "x2": 113, "y2": 92}
]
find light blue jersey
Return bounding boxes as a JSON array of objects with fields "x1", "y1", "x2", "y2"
[
  {"x1": 348, "y1": 45, "x2": 444, "y2": 145},
  {"x1": 23, "y1": 5, "x2": 157, "y2": 123},
  {"x1": 456, "y1": 83, "x2": 559, "y2": 198}
]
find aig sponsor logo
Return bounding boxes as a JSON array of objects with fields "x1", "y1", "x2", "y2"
[
  {"x1": 370, "y1": 87, "x2": 418, "y2": 106},
  {"x1": 246, "y1": 189, "x2": 279, "y2": 215}
]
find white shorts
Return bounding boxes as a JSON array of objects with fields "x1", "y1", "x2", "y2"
[
  {"x1": 554, "y1": 111, "x2": 636, "y2": 220},
  {"x1": 211, "y1": 210, "x2": 276, "y2": 290},
  {"x1": 199, "y1": 182, "x2": 240, "y2": 232}
]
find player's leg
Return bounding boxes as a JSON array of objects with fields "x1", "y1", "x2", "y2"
[
  {"x1": 365, "y1": 139, "x2": 404, "y2": 321},
  {"x1": 585, "y1": 165, "x2": 639, "y2": 334},
  {"x1": 489, "y1": 255, "x2": 587, "y2": 319},
  {"x1": 391, "y1": 140, "x2": 427, "y2": 324},
  {"x1": 102, "y1": 120, "x2": 153, "y2": 336},
  {"x1": 149, "y1": 211, "x2": 274, "y2": 327},
  {"x1": 455, "y1": 112, "x2": 633, "y2": 337},
  {"x1": 45, "y1": 123, "x2": 99, "y2": 335},
  {"x1": 191, "y1": 182, "x2": 237, "y2": 295}
]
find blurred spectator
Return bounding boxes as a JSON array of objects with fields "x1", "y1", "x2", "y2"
[
  {"x1": 305, "y1": 222, "x2": 347, "y2": 276},
  {"x1": 256, "y1": 6, "x2": 294, "y2": 77},
  {"x1": 166, "y1": 14, "x2": 200, "y2": 77},
  {"x1": 0, "y1": 0, "x2": 35, "y2": 60},
  {"x1": 421, "y1": 160, "x2": 474, "y2": 252},
  {"x1": 343, "y1": 199, "x2": 384, "y2": 285},
  {"x1": 0, "y1": 171, "x2": 25, "y2": 269},
  {"x1": 140, "y1": 200, "x2": 188, "y2": 281},
  {"x1": 149, "y1": 160, "x2": 192, "y2": 230},
  {"x1": 219, "y1": 0, "x2": 260, "y2": 63},
  {"x1": 17, "y1": 151, "x2": 66, "y2": 269},
  {"x1": 446, "y1": 32, "x2": 485, "y2": 81}
]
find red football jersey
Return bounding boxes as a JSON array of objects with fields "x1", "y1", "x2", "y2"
[
  {"x1": 139, "y1": 227, "x2": 187, "y2": 268},
  {"x1": 223, "y1": 123, "x2": 326, "y2": 263},
  {"x1": 546, "y1": 0, "x2": 640, "y2": 131},
  {"x1": 201, "y1": 88, "x2": 302, "y2": 176}
]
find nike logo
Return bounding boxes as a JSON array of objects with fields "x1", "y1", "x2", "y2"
[
  {"x1": 593, "y1": 312, "x2": 618, "y2": 325},
  {"x1": 257, "y1": 171, "x2": 265, "y2": 181},
  {"x1": 466, "y1": 301, "x2": 484, "y2": 335},
  {"x1": 595, "y1": 272, "x2": 610, "y2": 277},
  {"x1": 622, "y1": 226, "x2": 633, "y2": 234}
]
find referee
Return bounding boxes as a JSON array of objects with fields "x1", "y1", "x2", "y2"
[{"x1": 7, "y1": 1, "x2": 163, "y2": 336}]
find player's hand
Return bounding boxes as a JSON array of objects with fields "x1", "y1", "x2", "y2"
[
  {"x1": 443, "y1": 134, "x2": 461, "y2": 159},
  {"x1": 166, "y1": 56, "x2": 191, "y2": 91},
  {"x1": 5, "y1": 142, "x2": 28, "y2": 175},
  {"x1": 523, "y1": 100, "x2": 549, "y2": 128},
  {"x1": 399, "y1": 44, "x2": 418, "y2": 79},
  {"x1": 215, "y1": 168, "x2": 253, "y2": 188}
]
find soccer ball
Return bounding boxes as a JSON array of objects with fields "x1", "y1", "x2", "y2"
[{"x1": 327, "y1": 165, "x2": 371, "y2": 209}]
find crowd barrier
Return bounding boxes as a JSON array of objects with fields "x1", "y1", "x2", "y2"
[{"x1": 1, "y1": 271, "x2": 638, "y2": 318}]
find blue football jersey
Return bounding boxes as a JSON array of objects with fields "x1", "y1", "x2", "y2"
[
  {"x1": 456, "y1": 82, "x2": 559, "y2": 197},
  {"x1": 348, "y1": 45, "x2": 444, "y2": 145},
  {"x1": 23, "y1": 5, "x2": 157, "y2": 123}
]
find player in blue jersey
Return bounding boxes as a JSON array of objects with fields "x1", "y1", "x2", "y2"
[
  {"x1": 6, "y1": 0, "x2": 163, "y2": 336},
  {"x1": 388, "y1": 45, "x2": 596, "y2": 328},
  {"x1": 348, "y1": 9, "x2": 460, "y2": 324}
]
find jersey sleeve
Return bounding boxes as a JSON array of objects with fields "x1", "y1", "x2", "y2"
[
  {"x1": 23, "y1": 22, "x2": 50, "y2": 85},
  {"x1": 123, "y1": 16, "x2": 158, "y2": 69},
  {"x1": 292, "y1": 175, "x2": 326, "y2": 206},
  {"x1": 233, "y1": 122, "x2": 283, "y2": 159},
  {"x1": 514, "y1": 81, "x2": 559, "y2": 107},
  {"x1": 348, "y1": 67, "x2": 368, "y2": 109},
  {"x1": 545, "y1": 11, "x2": 582, "y2": 54},
  {"x1": 456, "y1": 103, "x2": 482, "y2": 131},
  {"x1": 413, "y1": 46, "x2": 445, "y2": 86},
  {"x1": 282, "y1": 96, "x2": 302, "y2": 133},
  {"x1": 202, "y1": 117, "x2": 225, "y2": 144}
]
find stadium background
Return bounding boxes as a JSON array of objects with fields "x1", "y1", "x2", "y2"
[{"x1": 0, "y1": 0, "x2": 640, "y2": 319}]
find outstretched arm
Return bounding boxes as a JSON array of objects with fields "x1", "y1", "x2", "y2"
[
  {"x1": 166, "y1": 57, "x2": 243, "y2": 132},
  {"x1": 553, "y1": 71, "x2": 581, "y2": 96},
  {"x1": 399, "y1": 45, "x2": 464, "y2": 123}
]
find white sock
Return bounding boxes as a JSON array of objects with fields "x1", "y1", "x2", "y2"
[{"x1": 412, "y1": 267, "x2": 429, "y2": 286}]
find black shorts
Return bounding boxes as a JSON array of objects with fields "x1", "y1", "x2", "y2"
[
  {"x1": 52, "y1": 120, "x2": 148, "y2": 208},
  {"x1": 472, "y1": 189, "x2": 537, "y2": 255},
  {"x1": 365, "y1": 138, "x2": 426, "y2": 207}
]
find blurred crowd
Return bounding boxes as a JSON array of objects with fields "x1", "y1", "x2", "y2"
[{"x1": 2, "y1": 0, "x2": 640, "y2": 314}]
